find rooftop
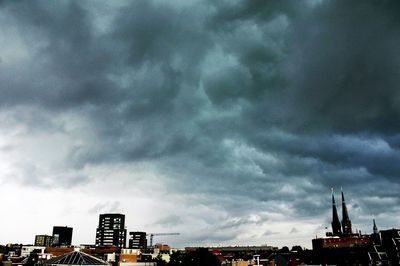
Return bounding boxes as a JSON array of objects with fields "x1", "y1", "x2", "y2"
[{"x1": 43, "y1": 251, "x2": 108, "y2": 266}]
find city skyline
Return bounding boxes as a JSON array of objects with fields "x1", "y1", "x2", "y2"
[
  {"x1": 0, "y1": 191, "x2": 394, "y2": 249},
  {"x1": 0, "y1": 0, "x2": 399, "y2": 248}
]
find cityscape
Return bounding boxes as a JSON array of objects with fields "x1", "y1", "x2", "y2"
[
  {"x1": 1, "y1": 0, "x2": 400, "y2": 265},
  {"x1": 0, "y1": 190, "x2": 398, "y2": 265}
]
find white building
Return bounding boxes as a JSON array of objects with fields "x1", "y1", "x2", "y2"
[{"x1": 21, "y1": 246, "x2": 46, "y2": 257}]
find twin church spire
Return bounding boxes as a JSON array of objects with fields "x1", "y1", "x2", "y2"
[{"x1": 331, "y1": 188, "x2": 353, "y2": 236}]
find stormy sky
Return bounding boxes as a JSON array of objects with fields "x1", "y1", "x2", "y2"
[{"x1": 0, "y1": 0, "x2": 399, "y2": 248}]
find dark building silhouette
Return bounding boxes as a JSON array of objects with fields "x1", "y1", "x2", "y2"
[
  {"x1": 95, "y1": 213, "x2": 127, "y2": 248},
  {"x1": 128, "y1": 232, "x2": 147, "y2": 250},
  {"x1": 368, "y1": 220, "x2": 391, "y2": 265},
  {"x1": 308, "y1": 189, "x2": 397, "y2": 265},
  {"x1": 52, "y1": 226, "x2": 73, "y2": 246},
  {"x1": 380, "y1": 228, "x2": 400, "y2": 265},
  {"x1": 341, "y1": 190, "x2": 353, "y2": 235},
  {"x1": 331, "y1": 190, "x2": 342, "y2": 236},
  {"x1": 371, "y1": 219, "x2": 381, "y2": 245},
  {"x1": 34, "y1": 235, "x2": 53, "y2": 246},
  {"x1": 313, "y1": 189, "x2": 369, "y2": 250},
  {"x1": 373, "y1": 219, "x2": 378, "y2": 235}
]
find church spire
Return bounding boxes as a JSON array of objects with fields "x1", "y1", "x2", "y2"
[
  {"x1": 331, "y1": 188, "x2": 342, "y2": 236},
  {"x1": 373, "y1": 219, "x2": 378, "y2": 234},
  {"x1": 371, "y1": 219, "x2": 381, "y2": 244},
  {"x1": 341, "y1": 188, "x2": 352, "y2": 235}
]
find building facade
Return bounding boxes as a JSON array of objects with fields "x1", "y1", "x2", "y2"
[
  {"x1": 128, "y1": 232, "x2": 147, "y2": 250},
  {"x1": 96, "y1": 213, "x2": 127, "y2": 248},
  {"x1": 21, "y1": 246, "x2": 46, "y2": 257},
  {"x1": 35, "y1": 235, "x2": 53, "y2": 246},
  {"x1": 52, "y1": 226, "x2": 73, "y2": 246}
]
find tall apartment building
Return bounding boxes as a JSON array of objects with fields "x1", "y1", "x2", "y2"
[
  {"x1": 96, "y1": 213, "x2": 127, "y2": 247},
  {"x1": 34, "y1": 235, "x2": 53, "y2": 246},
  {"x1": 52, "y1": 226, "x2": 73, "y2": 246},
  {"x1": 128, "y1": 232, "x2": 147, "y2": 249}
]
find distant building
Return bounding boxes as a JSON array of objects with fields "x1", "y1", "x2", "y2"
[
  {"x1": 35, "y1": 235, "x2": 53, "y2": 247},
  {"x1": 45, "y1": 247, "x2": 75, "y2": 257},
  {"x1": 21, "y1": 246, "x2": 46, "y2": 257},
  {"x1": 128, "y1": 232, "x2": 147, "y2": 250},
  {"x1": 96, "y1": 213, "x2": 127, "y2": 248},
  {"x1": 52, "y1": 226, "x2": 73, "y2": 246},
  {"x1": 154, "y1": 243, "x2": 170, "y2": 253},
  {"x1": 312, "y1": 189, "x2": 370, "y2": 250},
  {"x1": 370, "y1": 219, "x2": 381, "y2": 245},
  {"x1": 312, "y1": 235, "x2": 370, "y2": 250},
  {"x1": 119, "y1": 249, "x2": 140, "y2": 264}
]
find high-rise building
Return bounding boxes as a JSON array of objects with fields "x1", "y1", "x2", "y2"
[
  {"x1": 52, "y1": 226, "x2": 73, "y2": 246},
  {"x1": 128, "y1": 232, "x2": 147, "y2": 249},
  {"x1": 34, "y1": 235, "x2": 53, "y2": 246},
  {"x1": 96, "y1": 213, "x2": 127, "y2": 247}
]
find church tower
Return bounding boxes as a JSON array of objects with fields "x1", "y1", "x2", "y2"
[
  {"x1": 371, "y1": 219, "x2": 381, "y2": 244},
  {"x1": 373, "y1": 219, "x2": 378, "y2": 235},
  {"x1": 331, "y1": 188, "x2": 342, "y2": 236},
  {"x1": 341, "y1": 189, "x2": 353, "y2": 235}
]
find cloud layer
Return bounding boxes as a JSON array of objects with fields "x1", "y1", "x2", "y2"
[{"x1": 0, "y1": 0, "x2": 399, "y2": 247}]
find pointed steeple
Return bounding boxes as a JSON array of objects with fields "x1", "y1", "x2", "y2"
[
  {"x1": 372, "y1": 219, "x2": 381, "y2": 244},
  {"x1": 331, "y1": 188, "x2": 342, "y2": 236},
  {"x1": 373, "y1": 219, "x2": 378, "y2": 234},
  {"x1": 341, "y1": 188, "x2": 352, "y2": 235}
]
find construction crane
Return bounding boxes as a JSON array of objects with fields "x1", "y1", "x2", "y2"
[{"x1": 148, "y1": 232, "x2": 180, "y2": 247}]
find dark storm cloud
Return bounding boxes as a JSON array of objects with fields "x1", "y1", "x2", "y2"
[
  {"x1": 0, "y1": 1, "x2": 117, "y2": 109},
  {"x1": 1, "y1": 0, "x2": 400, "y2": 244},
  {"x1": 284, "y1": 0, "x2": 400, "y2": 134}
]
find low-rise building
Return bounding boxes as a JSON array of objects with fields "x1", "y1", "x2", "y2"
[
  {"x1": 312, "y1": 234, "x2": 370, "y2": 250},
  {"x1": 20, "y1": 246, "x2": 46, "y2": 257},
  {"x1": 119, "y1": 249, "x2": 140, "y2": 264},
  {"x1": 42, "y1": 250, "x2": 108, "y2": 266}
]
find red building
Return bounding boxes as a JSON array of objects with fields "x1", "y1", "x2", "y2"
[{"x1": 312, "y1": 235, "x2": 370, "y2": 250}]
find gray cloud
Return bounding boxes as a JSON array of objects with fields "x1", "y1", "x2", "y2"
[
  {"x1": 89, "y1": 201, "x2": 122, "y2": 215},
  {"x1": 283, "y1": 0, "x2": 400, "y2": 134},
  {"x1": 154, "y1": 215, "x2": 183, "y2": 227},
  {"x1": 263, "y1": 230, "x2": 279, "y2": 237}
]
